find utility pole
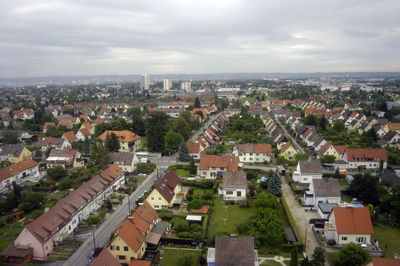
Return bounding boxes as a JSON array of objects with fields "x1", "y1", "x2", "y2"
[
  {"x1": 304, "y1": 228, "x2": 308, "y2": 249},
  {"x1": 128, "y1": 196, "x2": 131, "y2": 214}
]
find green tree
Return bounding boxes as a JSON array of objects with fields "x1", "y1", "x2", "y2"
[
  {"x1": 164, "y1": 131, "x2": 183, "y2": 154},
  {"x1": 94, "y1": 122, "x2": 110, "y2": 137},
  {"x1": 304, "y1": 115, "x2": 317, "y2": 126},
  {"x1": 178, "y1": 142, "x2": 190, "y2": 161},
  {"x1": 194, "y1": 97, "x2": 201, "y2": 108},
  {"x1": 3, "y1": 131, "x2": 20, "y2": 144},
  {"x1": 311, "y1": 246, "x2": 325, "y2": 266},
  {"x1": 320, "y1": 155, "x2": 336, "y2": 164},
  {"x1": 57, "y1": 177, "x2": 73, "y2": 190},
  {"x1": 190, "y1": 158, "x2": 197, "y2": 174},
  {"x1": 47, "y1": 166, "x2": 68, "y2": 181},
  {"x1": 128, "y1": 107, "x2": 145, "y2": 136},
  {"x1": 105, "y1": 132, "x2": 120, "y2": 152},
  {"x1": 178, "y1": 255, "x2": 193, "y2": 266},
  {"x1": 290, "y1": 246, "x2": 298, "y2": 266},
  {"x1": 146, "y1": 111, "x2": 169, "y2": 152},
  {"x1": 91, "y1": 140, "x2": 110, "y2": 167},
  {"x1": 349, "y1": 173, "x2": 384, "y2": 206},
  {"x1": 19, "y1": 191, "x2": 44, "y2": 212},
  {"x1": 335, "y1": 243, "x2": 369, "y2": 266},
  {"x1": 174, "y1": 117, "x2": 192, "y2": 140},
  {"x1": 333, "y1": 120, "x2": 345, "y2": 132},
  {"x1": 171, "y1": 217, "x2": 189, "y2": 233},
  {"x1": 267, "y1": 174, "x2": 282, "y2": 197}
]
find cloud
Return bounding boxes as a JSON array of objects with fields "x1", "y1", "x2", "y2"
[{"x1": 0, "y1": 0, "x2": 399, "y2": 77}]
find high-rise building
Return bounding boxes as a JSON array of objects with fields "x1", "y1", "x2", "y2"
[
  {"x1": 140, "y1": 74, "x2": 149, "y2": 91},
  {"x1": 163, "y1": 78, "x2": 172, "y2": 91},
  {"x1": 181, "y1": 81, "x2": 192, "y2": 92}
]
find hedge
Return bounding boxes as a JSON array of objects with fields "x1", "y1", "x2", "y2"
[{"x1": 281, "y1": 197, "x2": 302, "y2": 243}]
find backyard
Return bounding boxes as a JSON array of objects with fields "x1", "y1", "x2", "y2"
[
  {"x1": 373, "y1": 224, "x2": 400, "y2": 258},
  {"x1": 160, "y1": 248, "x2": 202, "y2": 266},
  {"x1": 169, "y1": 164, "x2": 196, "y2": 178}
]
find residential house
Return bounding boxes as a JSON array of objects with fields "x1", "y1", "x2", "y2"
[
  {"x1": 380, "y1": 170, "x2": 400, "y2": 188},
  {"x1": 304, "y1": 178, "x2": 341, "y2": 209},
  {"x1": 146, "y1": 170, "x2": 182, "y2": 210},
  {"x1": 333, "y1": 145, "x2": 348, "y2": 160},
  {"x1": 378, "y1": 130, "x2": 400, "y2": 148},
  {"x1": 317, "y1": 142, "x2": 341, "y2": 160},
  {"x1": 198, "y1": 154, "x2": 239, "y2": 179},
  {"x1": 109, "y1": 152, "x2": 139, "y2": 173},
  {"x1": 91, "y1": 249, "x2": 121, "y2": 266},
  {"x1": 384, "y1": 123, "x2": 400, "y2": 134},
  {"x1": 0, "y1": 144, "x2": 32, "y2": 163},
  {"x1": 76, "y1": 128, "x2": 91, "y2": 141},
  {"x1": 343, "y1": 148, "x2": 388, "y2": 170},
  {"x1": 324, "y1": 207, "x2": 374, "y2": 245},
  {"x1": 43, "y1": 122, "x2": 55, "y2": 133},
  {"x1": 218, "y1": 171, "x2": 247, "y2": 201},
  {"x1": 233, "y1": 144, "x2": 272, "y2": 164},
  {"x1": 0, "y1": 159, "x2": 40, "y2": 191},
  {"x1": 80, "y1": 122, "x2": 94, "y2": 135},
  {"x1": 187, "y1": 142, "x2": 202, "y2": 160},
  {"x1": 99, "y1": 130, "x2": 141, "y2": 152},
  {"x1": 57, "y1": 117, "x2": 80, "y2": 129},
  {"x1": 13, "y1": 165, "x2": 125, "y2": 260},
  {"x1": 46, "y1": 149, "x2": 84, "y2": 170},
  {"x1": 41, "y1": 137, "x2": 71, "y2": 152},
  {"x1": 280, "y1": 142, "x2": 298, "y2": 160},
  {"x1": 207, "y1": 236, "x2": 259, "y2": 266},
  {"x1": 62, "y1": 131, "x2": 78, "y2": 143},
  {"x1": 293, "y1": 160, "x2": 322, "y2": 184},
  {"x1": 108, "y1": 200, "x2": 159, "y2": 264}
]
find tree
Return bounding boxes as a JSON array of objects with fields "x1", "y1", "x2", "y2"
[
  {"x1": 267, "y1": 174, "x2": 282, "y2": 197},
  {"x1": 304, "y1": 114, "x2": 317, "y2": 126},
  {"x1": 190, "y1": 158, "x2": 197, "y2": 175},
  {"x1": 19, "y1": 191, "x2": 44, "y2": 212},
  {"x1": 2, "y1": 130, "x2": 20, "y2": 144},
  {"x1": 84, "y1": 135, "x2": 90, "y2": 155},
  {"x1": 335, "y1": 243, "x2": 369, "y2": 266},
  {"x1": 105, "y1": 133, "x2": 120, "y2": 152},
  {"x1": 290, "y1": 246, "x2": 298, "y2": 266},
  {"x1": 47, "y1": 166, "x2": 68, "y2": 181},
  {"x1": 179, "y1": 142, "x2": 190, "y2": 161},
  {"x1": 164, "y1": 131, "x2": 183, "y2": 154},
  {"x1": 174, "y1": 117, "x2": 192, "y2": 140},
  {"x1": 319, "y1": 116, "x2": 327, "y2": 130},
  {"x1": 171, "y1": 217, "x2": 189, "y2": 233},
  {"x1": 349, "y1": 173, "x2": 384, "y2": 206},
  {"x1": 333, "y1": 120, "x2": 345, "y2": 132},
  {"x1": 128, "y1": 107, "x2": 145, "y2": 136},
  {"x1": 320, "y1": 155, "x2": 336, "y2": 164},
  {"x1": 311, "y1": 246, "x2": 325, "y2": 266},
  {"x1": 380, "y1": 184, "x2": 400, "y2": 220},
  {"x1": 178, "y1": 255, "x2": 193, "y2": 266},
  {"x1": 146, "y1": 111, "x2": 169, "y2": 152},
  {"x1": 194, "y1": 97, "x2": 201, "y2": 108},
  {"x1": 94, "y1": 122, "x2": 110, "y2": 137},
  {"x1": 91, "y1": 140, "x2": 110, "y2": 167}
]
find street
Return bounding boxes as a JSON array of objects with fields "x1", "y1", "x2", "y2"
[{"x1": 274, "y1": 118, "x2": 306, "y2": 154}]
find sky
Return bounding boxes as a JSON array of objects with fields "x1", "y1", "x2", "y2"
[{"x1": 1, "y1": 0, "x2": 400, "y2": 78}]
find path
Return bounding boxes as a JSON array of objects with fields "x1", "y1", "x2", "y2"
[{"x1": 275, "y1": 118, "x2": 305, "y2": 154}]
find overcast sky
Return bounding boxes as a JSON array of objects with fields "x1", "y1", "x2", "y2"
[{"x1": 1, "y1": 0, "x2": 399, "y2": 78}]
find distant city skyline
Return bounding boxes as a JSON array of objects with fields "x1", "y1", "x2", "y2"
[{"x1": 1, "y1": 0, "x2": 399, "y2": 78}]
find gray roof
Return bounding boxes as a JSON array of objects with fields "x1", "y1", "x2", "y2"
[
  {"x1": 222, "y1": 171, "x2": 247, "y2": 187},
  {"x1": 0, "y1": 144, "x2": 25, "y2": 157},
  {"x1": 381, "y1": 170, "x2": 400, "y2": 188},
  {"x1": 318, "y1": 203, "x2": 339, "y2": 214},
  {"x1": 312, "y1": 178, "x2": 340, "y2": 197},
  {"x1": 298, "y1": 160, "x2": 322, "y2": 174},
  {"x1": 215, "y1": 236, "x2": 255, "y2": 266},
  {"x1": 110, "y1": 152, "x2": 135, "y2": 166}
]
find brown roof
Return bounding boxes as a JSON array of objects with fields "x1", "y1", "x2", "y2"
[
  {"x1": 281, "y1": 142, "x2": 294, "y2": 153},
  {"x1": 191, "y1": 205, "x2": 210, "y2": 214},
  {"x1": 79, "y1": 128, "x2": 91, "y2": 137},
  {"x1": 99, "y1": 130, "x2": 141, "y2": 142},
  {"x1": 135, "y1": 200, "x2": 159, "y2": 225},
  {"x1": 43, "y1": 122, "x2": 55, "y2": 130},
  {"x1": 364, "y1": 258, "x2": 400, "y2": 266},
  {"x1": 0, "y1": 159, "x2": 38, "y2": 181},
  {"x1": 116, "y1": 219, "x2": 144, "y2": 253},
  {"x1": 387, "y1": 123, "x2": 400, "y2": 131},
  {"x1": 238, "y1": 144, "x2": 272, "y2": 156},
  {"x1": 312, "y1": 178, "x2": 340, "y2": 197},
  {"x1": 298, "y1": 160, "x2": 322, "y2": 174},
  {"x1": 199, "y1": 154, "x2": 239, "y2": 171},
  {"x1": 332, "y1": 207, "x2": 374, "y2": 234},
  {"x1": 93, "y1": 118, "x2": 105, "y2": 124},
  {"x1": 317, "y1": 141, "x2": 332, "y2": 156},
  {"x1": 222, "y1": 171, "x2": 247, "y2": 187},
  {"x1": 187, "y1": 142, "x2": 200, "y2": 153},
  {"x1": 0, "y1": 243, "x2": 32, "y2": 258},
  {"x1": 41, "y1": 137, "x2": 55, "y2": 147},
  {"x1": 215, "y1": 236, "x2": 256, "y2": 266},
  {"x1": 82, "y1": 122, "x2": 93, "y2": 130},
  {"x1": 63, "y1": 131, "x2": 77, "y2": 142},
  {"x1": 153, "y1": 170, "x2": 181, "y2": 203},
  {"x1": 91, "y1": 248, "x2": 121, "y2": 266},
  {"x1": 345, "y1": 148, "x2": 388, "y2": 162},
  {"x1": 129, "y1": 260, "x2": 151, "y2": 266},
  {"x1": 334, "y1": 145, "x2": 347, "y2": 155},
  {"x1": 25, "y1": 165, "x2": 124, "y2": 243}
]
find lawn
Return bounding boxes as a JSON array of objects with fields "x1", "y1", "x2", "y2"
[
  {"x1": 0, "y1": 220, "x2": 27, "y2": 251},
  {"x1": 373, "y1": 224, "x2": 400, "y2": 258},
  {"x1": 161, "y1": 249, "x2": 202, "y2": 266},
  {"x1": 208, "y1": 199, "x2": 258, "y2": 240},
  {"x1": 169, "y1": 165, "x2": 196, "y2": 178}
]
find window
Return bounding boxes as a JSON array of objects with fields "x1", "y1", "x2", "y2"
[
  {"x1": 118, "y1": 255, "x2": 126, "y2": 260},
  {"x1": 356, "y1": 237, "x2": 366, "y2": 243},
  {"x1": 151, "y1": 197, "x2": 154, "y2": 200},
  {"x1": 154, "y1": 205, "x2": 160, "y2": 209},
  {"x1": 341, "y1": 236, "x2": 347, "y2": 241},
  {"x1": 158, "y1": 197, "x2": 161, "y2": 200},
  {"x1": 110, "y1": 245, "x2": 120, "y2": 251},
  {"x1": 124, "y1": 246, "x2": 128, "y2": 251},
  {"x1": 226, "y1": 191, "x2": 233, "y2": 195},
  {"x1": 237, "y1": 191, "x2": 241, "y2": 197}
]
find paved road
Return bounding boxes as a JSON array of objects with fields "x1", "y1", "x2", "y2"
[
  {"x1": 189, "y1": 113, "x2": 219, "y2": 142},
  {"x1": 65, "y1": 167, "x2": 162, "y2": 266},
  {"x1": 274, "y1": 118, "x2": 306, "y2": 154}
]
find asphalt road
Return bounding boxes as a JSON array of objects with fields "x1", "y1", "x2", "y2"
[
  {"x1": 274, "y1": 118, "x2": 306, "y2": 154},
  {"x1": 65, "y1": 167, "x2": 162, "y2": 266}
]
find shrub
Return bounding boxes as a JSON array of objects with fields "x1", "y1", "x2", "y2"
[
  {"x1": 327, "y1": 239, "x2": 336, "y2": 246},
  {"x1": 178, "y1": 232, "x2": 191, "y2": 238},
  {"x1": 87, "y1": 215, "x2": 100, "y2": 226}
]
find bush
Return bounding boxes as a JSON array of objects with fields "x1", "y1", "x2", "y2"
[
  {"x1": 177, "y1": 232, "x2": 191, "y2": 238},
  {"x1": 136, "y1": 163, "x2": 156, "y2": 174},
  {"x1": 327, "y1": 239, "x2": 336, "y2": 246},
  {"x1": 87, "y1": 215, "x2": 100, "y2": 226},
  {"x1": 158, "y1": 210, "x2": 175, "y2": 220}
]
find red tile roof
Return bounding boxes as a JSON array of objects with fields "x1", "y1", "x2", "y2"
[
  {"x1": 387, "y1": 123, "x2": 400, "y2": 131},
  {"x1": 334, "y1": 145, "x2": 348, "y2": 156},
  {"x1": 281, "y1": 142, "x2": 294, "y2": 153},
  {"x1": 191, "y1": 205, "x2": 210, "y2": 214},
  {"x1": 99, "y1": 130, "x2": 140, "y2": 142},
  {"x1": 364, "y1": 258, "x2": 400, "y2": 266},
  {"x1": 332, "y1": 207, "x2": 373, "y2": 235},
  {"x1": 63, "y1": 131, "x2": 77, "y2": 142},
  {"x1": 199, "y1": 154, "x2": 239, "y2": 171},
  {"x1": 91, "y1": 248, "x2": 121, "y2": 266},
  {"x1": 187, "y1": 142, "x2": 200, "y2": 153},
  {"x1": 345, "y1": 148, "x2": 388, "y2": 162},
  {"x1": 0, "y1": 159, "x2": 38, "y2": 181}
]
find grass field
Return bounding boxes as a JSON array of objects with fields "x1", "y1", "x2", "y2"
[
  {"x1": 161, "y1": 249, "x2": 202, "y2": 266},
  {"x1": 208, "y1": 199, "x2": 258, "y2": 239},
  {"x1": 373, "y1": 224, "x2": 400, "y2": 258},
  {"x1": 169, "y1": 165, "x2": 196, "y2": 178},
  {"x1": 0, "y1": 220, "x2": 27, "y2": 251}
]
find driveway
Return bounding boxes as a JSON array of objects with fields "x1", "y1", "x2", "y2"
[{"x1": 280, "y1": 175, "x2": 321, "y2": 259}]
